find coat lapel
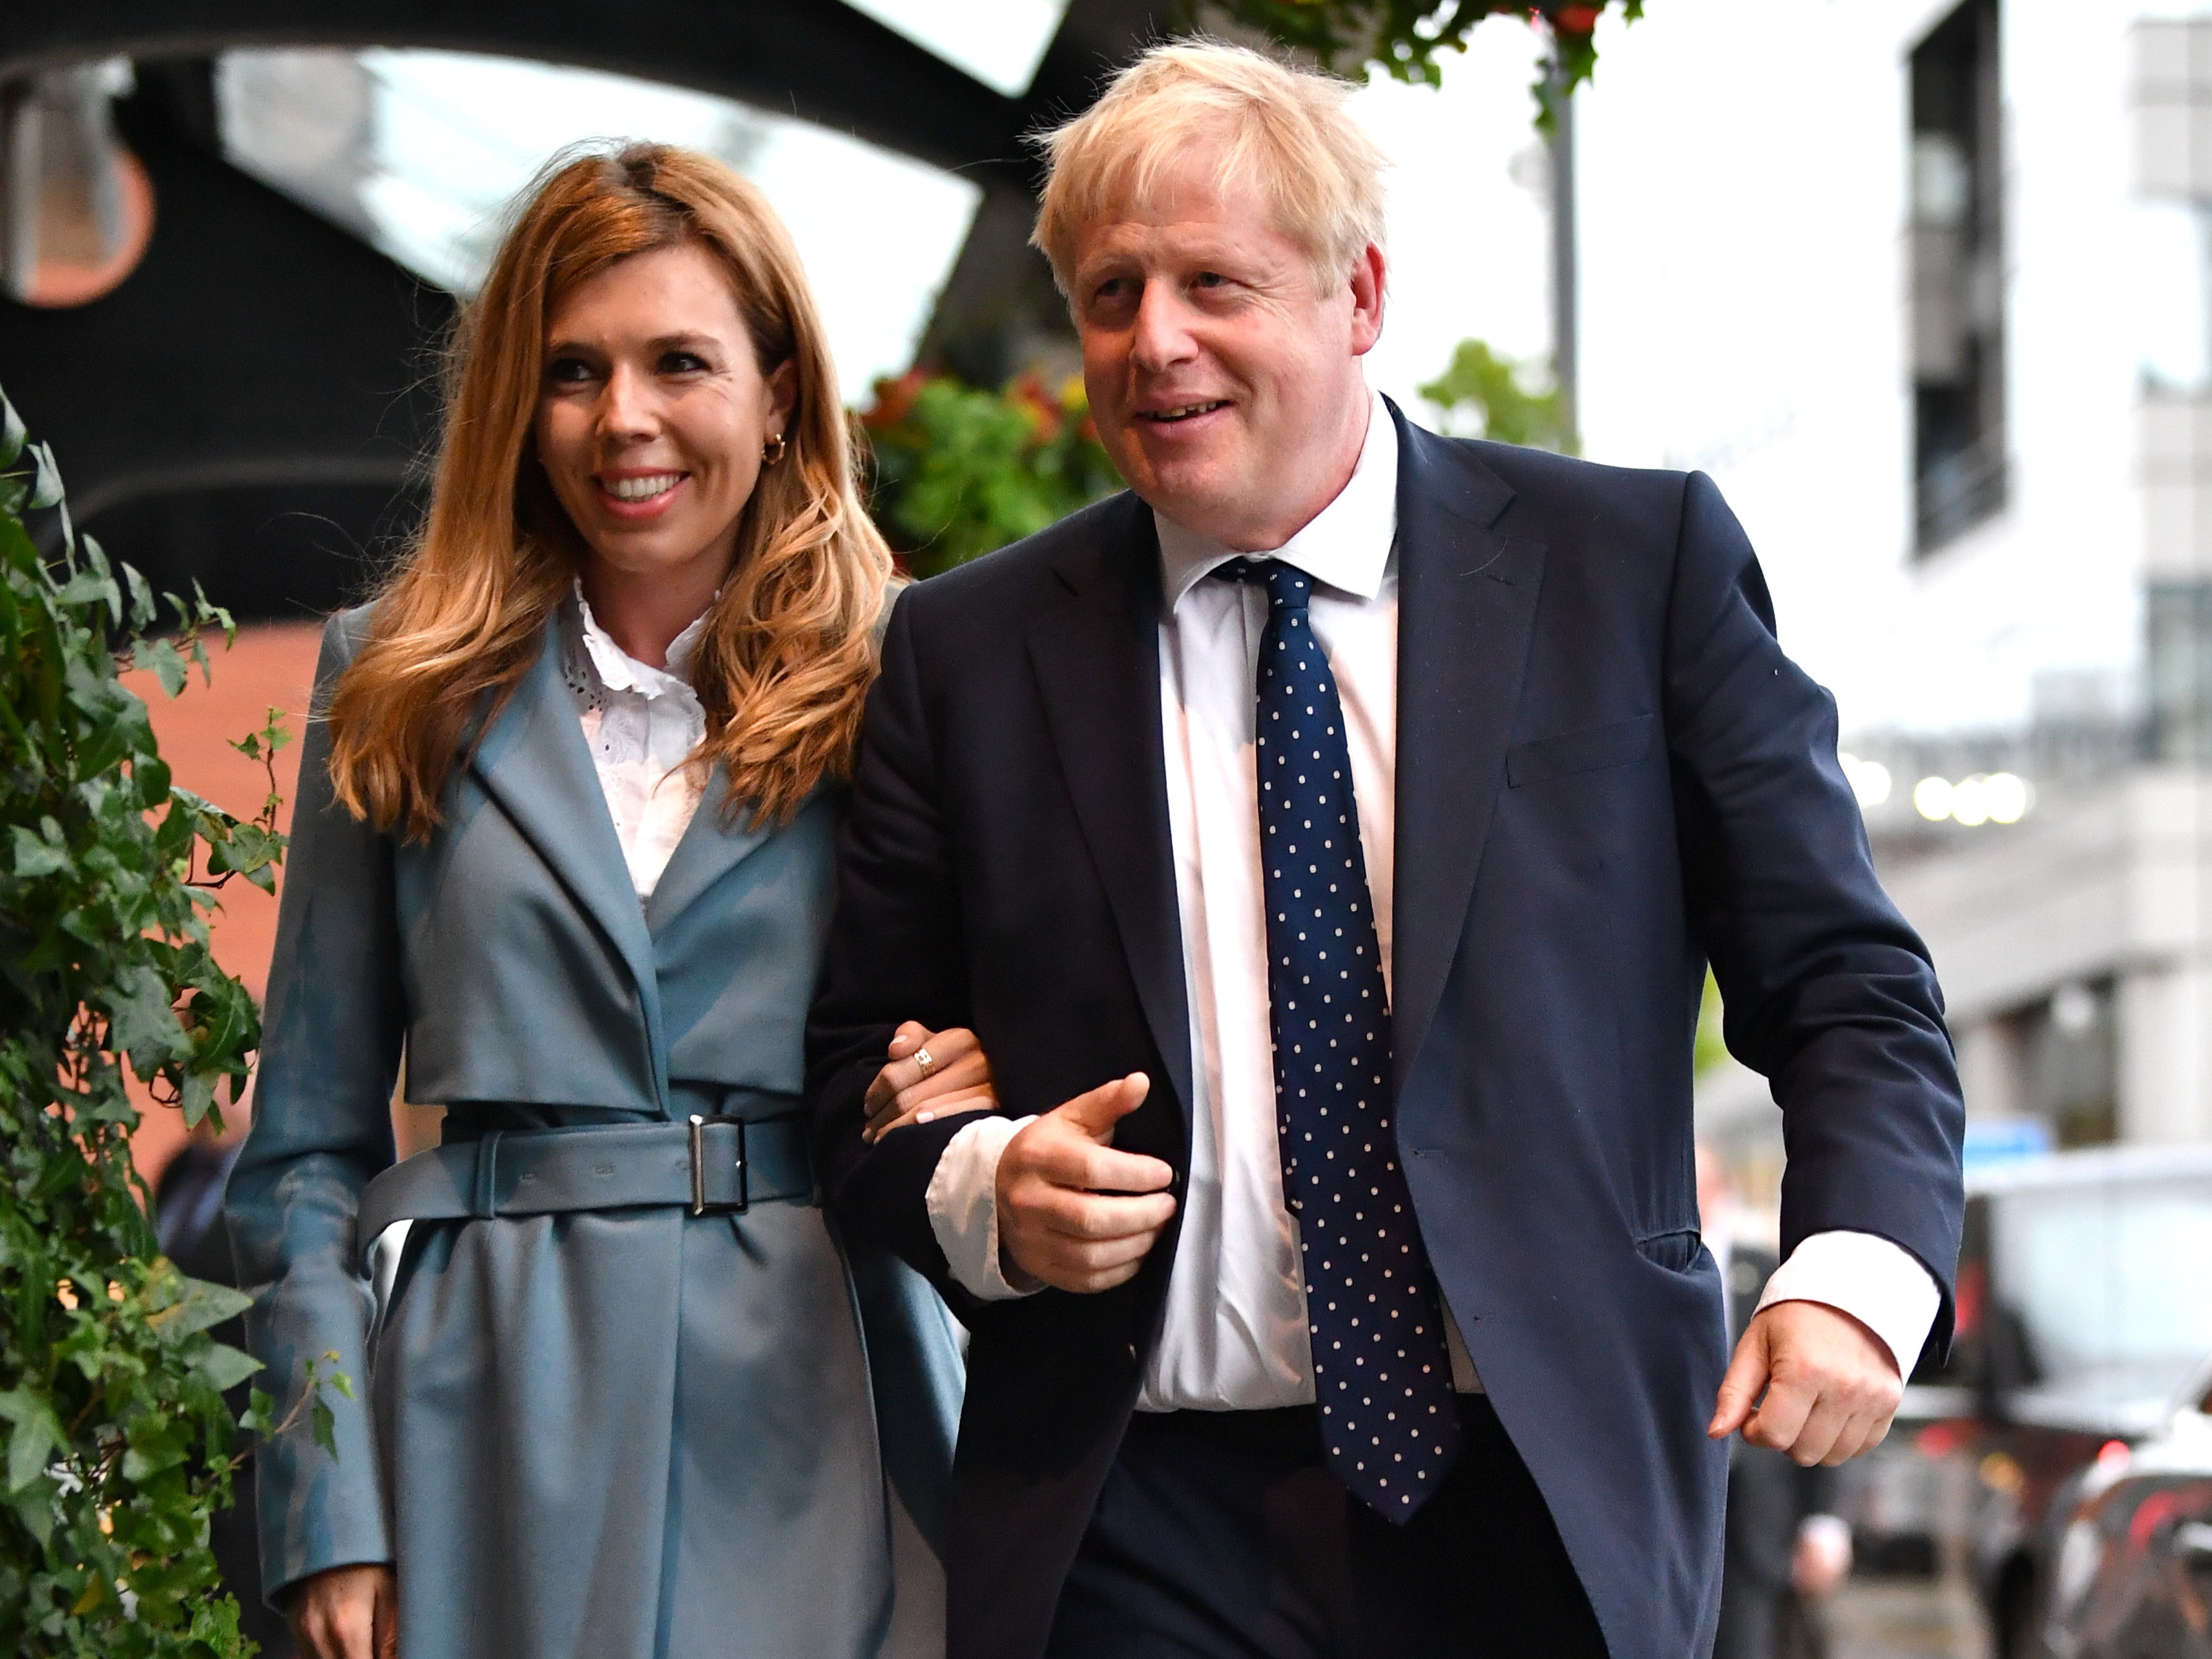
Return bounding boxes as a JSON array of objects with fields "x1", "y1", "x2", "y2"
[
  {"x1": 470, "y1": 615, "x2": 667, "y2": 1088},
  {"x1": 640, "y1": 764, "x2": 782, "y2": 936},
  {"x1": 1389, "y1": 409, "x2": 1547, "y2": 1094},
  {"x1": 1023, "y1": 497, "x2": 1195, "y2": 1135}
]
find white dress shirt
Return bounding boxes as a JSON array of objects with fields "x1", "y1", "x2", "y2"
[
  {"x1": 561, "y1": 587, "x2": 710, "y2": 899},
  {"x1": 926, "y1": 391, "x2": 1941, "y2": 1408}
]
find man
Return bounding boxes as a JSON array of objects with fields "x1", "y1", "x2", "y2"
[
  {"x1": 808, "y1": 41, "x2": 1963, "y2": 1659},
  {"x1": 1698, "y1": 1147, "x2": 1853, "y2": 1659}
]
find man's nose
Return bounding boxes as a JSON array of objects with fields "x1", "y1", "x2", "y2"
[{"x1": 1129, "y1": 282, "x2": 1198, "y2": 373}]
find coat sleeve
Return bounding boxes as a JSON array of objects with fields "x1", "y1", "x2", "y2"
[
  {"x1": 224, "y1": 609, "x2": 402, "y2": 1602},
  {"x1": 1662, "y1": 471, "x2": 1966, "y2": 1368},
  {"x1": 806, "y1": 589, "x2": 994, "y2": 1320}
]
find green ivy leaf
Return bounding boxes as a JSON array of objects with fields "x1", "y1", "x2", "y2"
[
  {"x1": 179, "y1": 1067, "x2": 217, "y2": 1129},
  {"x1": 0, "y1": 386, "x2": 25, "y2": 467},
  {"x1": 134, "y1": 637, "x2": 188, "y2": 699},
  {"x1": 27, "y1": 440, "x2": 63, "y2": 510},
  {"x1": 0, "y1": 1388, "x2": 65, "y2": 1492},
  {"x1": 194, "y1": 1342, "x2": 261, "y2": 1393},
  {"x1": 241, "y1": 1386, "x2": 276, "y2": 1439},
  {"x1": 146, "y1": 1276, "x2": 253, "y2": 1341},
  {"x1": 123, "y1": 559, "x2": 156, "y2": 629},
  {"x1": 102, "y1": 962, "x2": 192, "y2": 1074},
  {"x1": 12, "y1": 819, "x2": 70, "y2": 879}
]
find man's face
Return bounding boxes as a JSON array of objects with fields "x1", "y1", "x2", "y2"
[{"x1": 1069, "y1": 146, "x2": 1384, "y2": 551}]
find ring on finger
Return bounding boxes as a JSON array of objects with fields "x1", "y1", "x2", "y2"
[{"x1": 913, "y1": 1046, "x2": 937, "y2": 1078}]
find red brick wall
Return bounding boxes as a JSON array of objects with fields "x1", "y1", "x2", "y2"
[{"x1": 125, "y1": 623, "x2": 322, "y2": 1191}]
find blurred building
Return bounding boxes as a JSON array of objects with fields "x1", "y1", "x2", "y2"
[{"x1": 1644, "y1": 2, "x2": 2212, "y2": 1171}]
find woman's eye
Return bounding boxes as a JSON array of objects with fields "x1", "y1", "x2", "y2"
[
  {"x1": 660, "y1": 351, "x2": 708, "y2": 374},
  {"x1": 546, "y1": 356, "x2": 596, "y2": 386}
]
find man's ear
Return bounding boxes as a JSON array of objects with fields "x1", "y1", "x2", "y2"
[{"x1": 1348, "y1": 242, "x2": 1387, "y2": 355}]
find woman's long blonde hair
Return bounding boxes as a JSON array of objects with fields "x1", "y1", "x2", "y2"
[{"x1": 327, "y1": 143, "x2": 892, "y2": 839}]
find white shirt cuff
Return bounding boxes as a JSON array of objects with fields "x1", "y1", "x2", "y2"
[
  {"x1": 924, "y1": 1114, "x2": 1041, "y2": 1301},
  {"x1": 1753, "y1": 1228, "x2": 1939, "y2": 1379}
]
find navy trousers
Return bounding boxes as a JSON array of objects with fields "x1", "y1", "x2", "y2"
[{"x1": 1043, "y1": 1396, "x2": 1610, "y2": 1659}]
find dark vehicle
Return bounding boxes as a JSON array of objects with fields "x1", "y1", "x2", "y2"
[
  {"x1": 2036, "y1": 1359, "x2": 2212, "y2": 1658},
  {"x1": 1845, "y1": 1145, "x2": 2212, "y2": 1657}
]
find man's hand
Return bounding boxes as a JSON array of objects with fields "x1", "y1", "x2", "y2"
[
  {"x1": 287, "y1": 1563, "x2": 396, "y2": 1659},
  {"x1": 996, "y1": 1073, "x2": 1176, "y2": 1293},
  {"x1": 863, "y1": 1022, "x2": 997, "y2": 1143},
  {"x1": 1708, "y1": 1300, "x2": 1903, "y2": 1466}
]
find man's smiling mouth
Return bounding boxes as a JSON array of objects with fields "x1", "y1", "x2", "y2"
[{"x1": 1139, "y1": 401, "x2": 1231, "y2": 423}]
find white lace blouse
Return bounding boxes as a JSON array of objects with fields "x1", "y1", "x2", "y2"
[{"x1": 558, "y1": 587, "x2": 710, "y2": 900}]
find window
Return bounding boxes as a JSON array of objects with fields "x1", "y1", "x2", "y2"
[
  {"x1": 1909, "y1": 0, "x2": 2005, "y2": 555},
  {"x1": 213, "y1": 48, "x2": 982, "y2": 401}
]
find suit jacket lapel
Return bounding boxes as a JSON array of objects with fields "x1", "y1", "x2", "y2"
[
  {"x1": 1389, "y1": 409, "x2": 1547, "y2": 1093},
  {"x1": 471, "y1": 615, "x2": 667, "y2": 1085},
  {"x1": 1023, "y1": 498, "x2": 1195, "y2": 1142}
]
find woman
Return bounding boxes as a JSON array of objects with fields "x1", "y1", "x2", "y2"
[{"x1": 225, "y1": 144, "x2": 975, "y2": 1659}]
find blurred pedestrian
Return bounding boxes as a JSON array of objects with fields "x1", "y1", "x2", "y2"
[
  {"x1": 226, "y1": 144, "x2": 964, "y2": 1659},
  {"x1": 1702, "y1": 1146, "x2": 1855, "y2": 1659},
  {"x1": 155, "y1": 1130, "x2": 295, "y2": 1659}
]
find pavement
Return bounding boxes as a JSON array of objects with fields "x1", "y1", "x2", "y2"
[{"x1": 1823, "y1": 1573, "x2": 1992, "y2": 1659}]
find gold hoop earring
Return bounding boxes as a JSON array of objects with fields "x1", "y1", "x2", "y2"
[{"x1": 761, "y1": 432, "x2": 788, "y2": 468}]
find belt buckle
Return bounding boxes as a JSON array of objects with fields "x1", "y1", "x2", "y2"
[{"x1": 686, "y1": 1114, "x2": 749, "y2": 1216}]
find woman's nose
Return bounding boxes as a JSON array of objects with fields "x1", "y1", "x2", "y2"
[{"x1": 598, "y1": 362, "x2": 659, "y2": 441}]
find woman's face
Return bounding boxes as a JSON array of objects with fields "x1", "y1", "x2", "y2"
[{"x1": 535, "y1": 240, "x2": 795, "y2": 593}]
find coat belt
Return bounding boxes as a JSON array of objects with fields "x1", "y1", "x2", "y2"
[{"x1": 354, "y1": 1113, "x2": 815, "y2": 1263}]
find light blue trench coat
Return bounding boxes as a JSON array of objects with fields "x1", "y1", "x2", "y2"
[{"x1": 225, "y1": 605, "x2": 961, "y2": 1659}]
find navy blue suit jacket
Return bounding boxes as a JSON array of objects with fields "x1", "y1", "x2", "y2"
[{"x1": 807, "y1": 406, "x2": 1965, "y2": 1659}]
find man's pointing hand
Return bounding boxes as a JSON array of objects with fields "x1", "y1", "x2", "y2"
[{"x1": 996, "y1": 1073, "x2": 1176, "y2": 1294}]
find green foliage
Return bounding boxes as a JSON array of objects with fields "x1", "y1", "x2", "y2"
[
  {"x1": 1419, "y1": 338, "x2": 1574, "y2": 452},
  {"x1": 1196, "y1": 1, "x2": 1646, "y2": 130},
  {"x1": 862, "y1": 371, "x2": 1122, "y2": 579},
  {"x1": 0, "y1": 385, "x2": 309, "y2": 1656},
  {"x1": 1695, "y1": 970, "x2": 1728, "y2": 1076}
]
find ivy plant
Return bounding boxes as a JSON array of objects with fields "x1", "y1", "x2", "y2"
[
  {"x1": 0, "y1": 384, "x2": 315, "y2": 1656},
  {"x1": 1196, "y1": 1, "x2": 1647, "y2": 129},
  {"x1": 862, "y1": 370, "x2": 1122, "y2": 579}
]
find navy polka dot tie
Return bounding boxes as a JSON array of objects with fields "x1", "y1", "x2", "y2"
[{"x1": 1221, "y1": 557, "x2": 1464, "y2": 1522}]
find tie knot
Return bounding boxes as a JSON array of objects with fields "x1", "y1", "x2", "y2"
[{"x1": 1213, "y1": 557, "x2": 1312, "y2": 612}]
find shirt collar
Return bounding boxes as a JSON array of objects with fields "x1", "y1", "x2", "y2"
[
  {"x1": 574, "y1": 580, "x2": 711, "y2": 699},
  {"x1": 1156, "y1": 389, "x2": 1397, "y2": 614}
]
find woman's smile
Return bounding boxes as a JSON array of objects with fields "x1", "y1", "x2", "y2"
[{"x1": 594, "y1": 468, "x2": 690, "y2": 518}]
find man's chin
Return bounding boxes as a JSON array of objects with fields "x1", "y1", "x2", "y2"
[{"x1": 1130, "y1": 461, "x2": 1247, "y2": 539}]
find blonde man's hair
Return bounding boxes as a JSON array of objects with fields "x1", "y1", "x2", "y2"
[{"x1": 1030, "y1": 39, "x2": 1388, "y2": 294}]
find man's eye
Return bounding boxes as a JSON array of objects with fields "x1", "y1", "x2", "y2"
[{"x1": 1193, "y1": 271, "x2": 1229, "y2": 289}]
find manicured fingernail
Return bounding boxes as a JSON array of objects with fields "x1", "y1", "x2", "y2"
[{"x1": 917, "y1": 1111, "x2": 935, "y2": 1124}]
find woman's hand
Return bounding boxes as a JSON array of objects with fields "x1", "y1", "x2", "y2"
[
  {"x1": 287, "y1": 1563, "x2": 396, "y2": 1659},
  {"x1": 863, "y1": 1023, "x2": 997, "y2": 1143}
]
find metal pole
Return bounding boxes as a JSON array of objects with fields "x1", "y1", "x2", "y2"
[{"x1": 1547, "y1": 72, "x2": 1579, "y2": 450}]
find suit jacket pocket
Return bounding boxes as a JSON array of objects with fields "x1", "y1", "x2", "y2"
[
  {"x1": 1506, "y1": 713, "x2": 1654, "y2": 788},
  {"x1": 1635, "y1": 1227, "x2": 1704, "y2": 1273}
]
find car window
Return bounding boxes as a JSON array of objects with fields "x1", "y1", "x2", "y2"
[{"x1": 1992, "y1": 1180, "x2": 2212, "y2": 1393}]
